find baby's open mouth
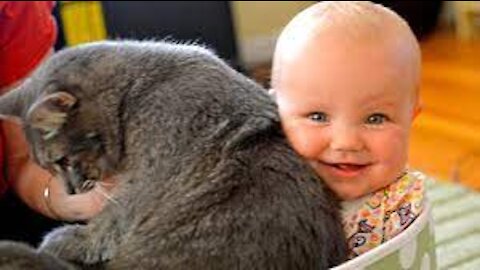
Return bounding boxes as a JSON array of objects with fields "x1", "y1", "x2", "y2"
[
  {"x1": 331, "y1": 163, "x2": 367, "y2": 171},
  {"x1": 319, "y1": 161, "x2": 370, "y2": 178}
]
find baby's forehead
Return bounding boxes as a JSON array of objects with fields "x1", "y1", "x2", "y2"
[{"x1": 277, "y1": 48, "x2": 419, "y2": 107}]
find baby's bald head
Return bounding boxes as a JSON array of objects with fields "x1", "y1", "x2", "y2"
[
  {"x1": 271, "y1": 2, "x2": 423, "y2": 200},
  {"x1": 272, "y1": 1, "x2": 421, "y2": 100}
]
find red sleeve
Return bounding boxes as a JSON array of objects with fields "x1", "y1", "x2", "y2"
[
  {"x1": 0, "y1": 124, "x2": 7, "y2": 197},
  {"x1": 0, "y1": 1, "x2": 57, "y2": 88}
]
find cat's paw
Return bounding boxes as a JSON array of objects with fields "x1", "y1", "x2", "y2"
[
  {"x1": 40, "y1": 225, "x2": 89, "y2": 263},
  {"x1": 0, "y1": 241, "x2": 73, "y2": 270},
  {"x1": 40, "y1": 225, "x2": 80, "y2": 253},
  {"x1": 39, "y1": 225, "x2": 113, "y2": 265}
]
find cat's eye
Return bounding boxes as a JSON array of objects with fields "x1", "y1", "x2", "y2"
[
  {"x1": 54, "y1": 156, "x2": 70, "y2": 168},
  {"x1": 309, "y1": 112, "x2": 328, "y2": 123},
  {"x1": 365, "y1": 113, "x2": 389, "y2": 125}
]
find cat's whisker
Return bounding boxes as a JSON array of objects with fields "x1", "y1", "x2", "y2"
[
  {"x1": 94, "y1": 183, "x2": 121, "y2": 207},
  {"x1": 96, "y1": 181, "x2": 116, "y2": 187}
]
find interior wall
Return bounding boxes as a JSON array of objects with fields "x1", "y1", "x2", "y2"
[{"x1": 231, "y1": 1, "x2": 315, "y2": 67}]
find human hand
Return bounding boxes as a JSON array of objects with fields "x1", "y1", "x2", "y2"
[
  {"x1": 44, "y1": 175, "x2": 117, "y2": 221},
  {"x1": 3, "y1": 121, "x2": 117, "y2": 222}
]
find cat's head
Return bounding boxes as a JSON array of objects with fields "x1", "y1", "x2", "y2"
[{"x1": 0, "y1": 45, "x2": 123, "y2": 194}]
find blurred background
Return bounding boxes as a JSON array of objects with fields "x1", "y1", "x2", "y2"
[{"x1": 52, "y1": 1, "x2": 480, "y2": 191}]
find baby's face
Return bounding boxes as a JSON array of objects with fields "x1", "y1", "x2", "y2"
[{"x1": 274, "y1": 38, "x2": 419, "y2": 200}]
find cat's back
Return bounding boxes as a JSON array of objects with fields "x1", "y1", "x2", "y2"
[
  {"x1": 41, "y1": 40, "x2": 272, "y2": 120},
  {"x1": 112, "y1": 112, "x2": 347, "y2": 269}
]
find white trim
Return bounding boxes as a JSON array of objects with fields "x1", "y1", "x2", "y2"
[{"x1": 332, "y1": 200, "x2": 433, "y2": 269}]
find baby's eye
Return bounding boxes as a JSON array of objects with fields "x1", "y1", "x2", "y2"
[
  {"x1": 366, "y1": 113, "x2": 389, "y2": 125},
  {"x1": 308, "y1": 112, "x2": 328, "y2": 123}
]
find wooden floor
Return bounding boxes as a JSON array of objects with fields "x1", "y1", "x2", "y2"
[
  {"x1": 249, "y1": 31, "x2": 480, "y2": 190},
  {"x1": 409, "y1": 32, "x2": 480, "y2": 190}
]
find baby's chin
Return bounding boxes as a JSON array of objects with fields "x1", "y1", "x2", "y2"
[
  {"x1": 331, "y1": 175, "x2": 400, "y2": 201},
  {"x1": 320, "y1": 167, "x2": 406, "y2": 200},
  {"x1": 326, "y1": 179, "x2": 381, "y2": 201},
  {"x1": 334, "y1": 187, "x2": 369, "y2": 201}
]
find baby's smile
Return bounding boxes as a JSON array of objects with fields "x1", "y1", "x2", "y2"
[{"x1": 316, "y1": 160, "x2": 371, "y2": 179}]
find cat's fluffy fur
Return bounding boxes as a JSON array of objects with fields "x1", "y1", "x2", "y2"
[{"x1": 0, "y1": 41, "x2": 347, "y2": 269}]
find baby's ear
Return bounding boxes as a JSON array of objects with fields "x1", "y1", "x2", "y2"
[
  {"x1": 411, "y1": 101, "x2": 422, "y2": 121},
  {"x1": 27, "y1": 92, "x2": 77, "y2": 133}
]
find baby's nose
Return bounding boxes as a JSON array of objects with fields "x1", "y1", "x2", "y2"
[{"x1": 330, "y1": 125, "x2": 364, "y2": 152}]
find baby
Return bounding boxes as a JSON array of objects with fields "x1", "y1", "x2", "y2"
[{"x1": 270, "y1": 1, "x2": 425, "y2": 258}]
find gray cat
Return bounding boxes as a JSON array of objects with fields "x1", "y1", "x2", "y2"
[{"x1": 0, "y1": 41, "x2": 347, "y2": 269}]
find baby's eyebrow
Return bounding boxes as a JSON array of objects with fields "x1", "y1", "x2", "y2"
[
  {"x1": 371, "y1": 101, "x2": 396, "y2": 107},
  {"x1": 361, "y1": 92, "x2": 398, "y2": 105},
  {"x1": 360, "y1": 99, "x2": 398, "y2": 112}
]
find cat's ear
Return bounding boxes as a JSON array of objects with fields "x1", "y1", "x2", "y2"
[{"x1": 26, "y1": 92, "x2": 77, "y2": 132}]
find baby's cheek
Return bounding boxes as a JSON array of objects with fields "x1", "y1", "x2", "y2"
[
  {"x1": 285, "y1": 128, "x2": 327, "y2": 159},
  {"x1": 371, "y1": 128, "x2": 409, "y2": 163}
]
